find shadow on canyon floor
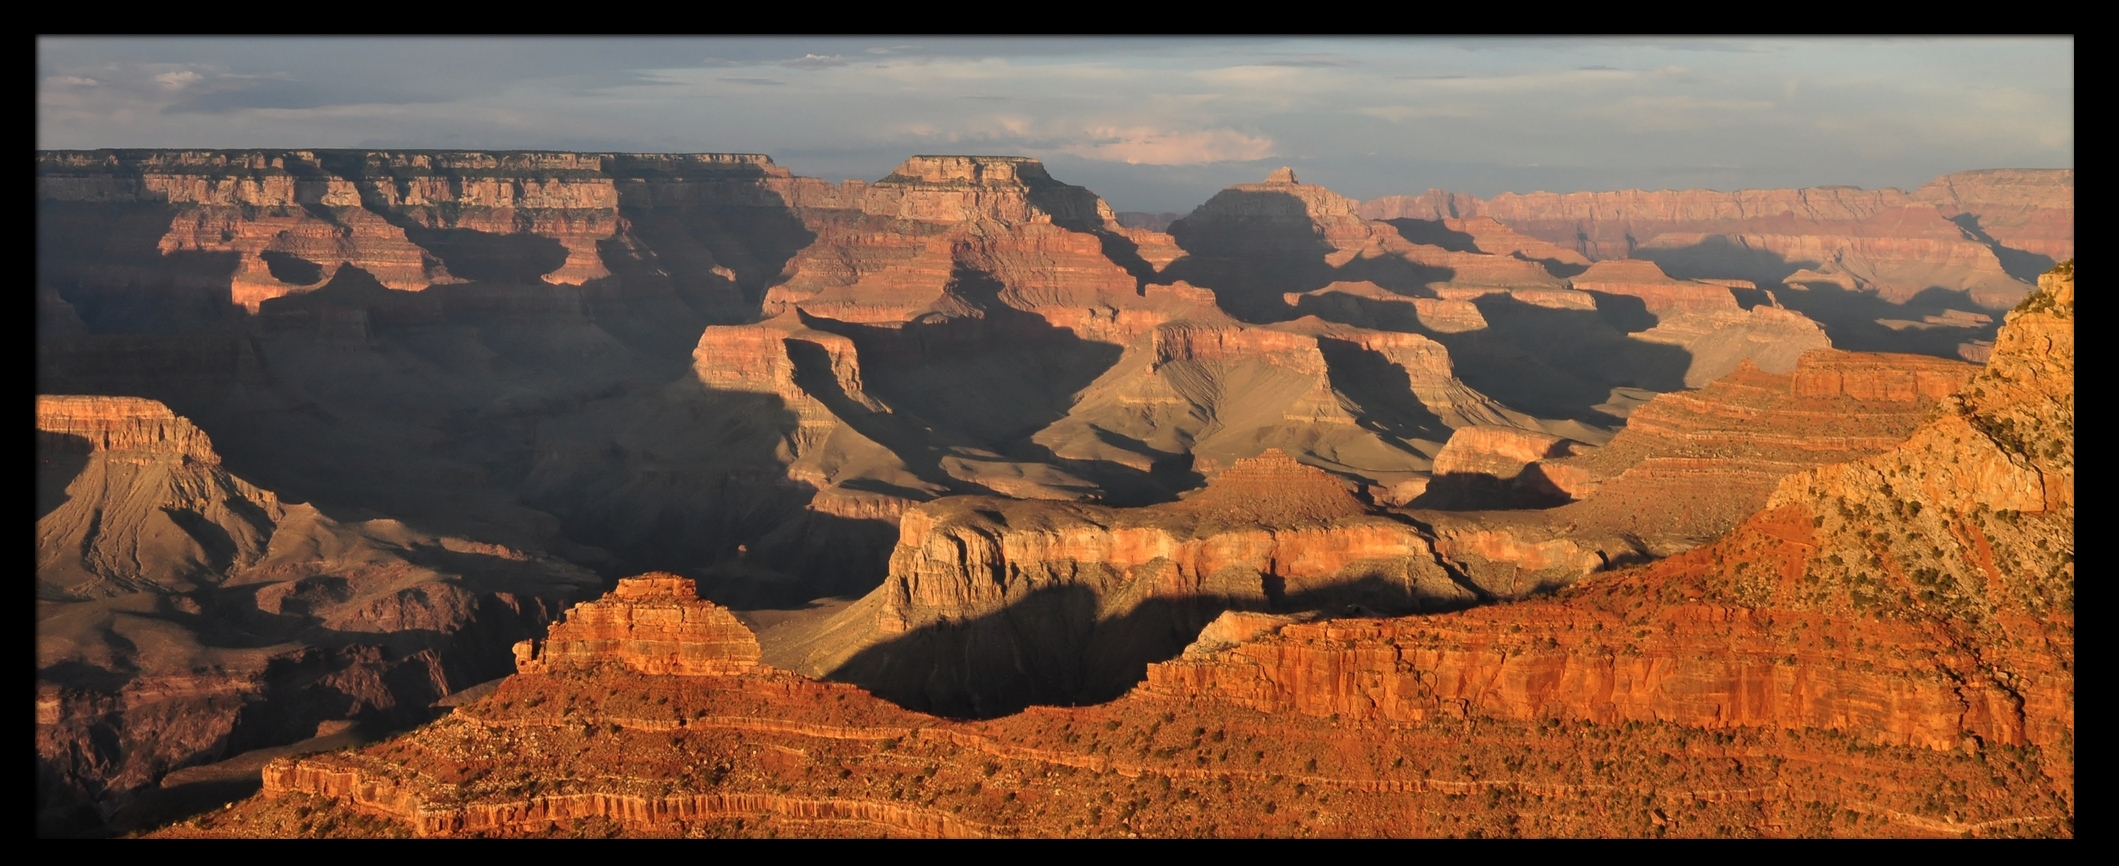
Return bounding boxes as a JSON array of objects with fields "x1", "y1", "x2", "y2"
[
  {"x1": 1775, "y1": 284, "x2": 2002, "y2": 357},
  {"x1": 1948, "y1": 214, "x2": 2060, "y2": 283},
  {"x1": 38, "y1": 201, "x2": 246, "y2": 335},
  {"x1": 1433, "y1": 293, "x2": 1693, "y2": 425},
  {"x1": 1637, "y1": 238, "x2": 2004, "y2": 359},
  {"x1": 1164, "y1": 190, "x2": 1454, "y2": 323}
]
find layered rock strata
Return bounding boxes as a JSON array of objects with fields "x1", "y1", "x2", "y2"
[
  {"x1": 514, "y1": 576, "x2": 761, "y2": 677},
  {"x1": 763, "y1": 451, "x2": 1477, "y2": 717},
  {"x1": 1488, "y1": 349, "x2": 1977, "y2": 543}
]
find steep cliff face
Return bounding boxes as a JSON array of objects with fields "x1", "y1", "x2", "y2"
[
  {"x1": 1525, "y1": 350, "x2": 1974, "y2": 538},
  {"x1": 36, "y1": 395, "x2": 600, "y2": 836}
]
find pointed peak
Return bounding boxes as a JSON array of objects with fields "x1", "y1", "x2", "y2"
[{"x1": 1266, "y1": 166, "x2": 1298, "y2": 184}]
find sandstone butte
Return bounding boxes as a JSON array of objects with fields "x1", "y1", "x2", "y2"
[{"x1": 160, "y1": 263, "x2": 2072, "y2": 839}]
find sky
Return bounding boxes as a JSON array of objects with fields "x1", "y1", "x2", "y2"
[{"x1": 37, "y1": 37, "x2": 2074, "y2": 213}]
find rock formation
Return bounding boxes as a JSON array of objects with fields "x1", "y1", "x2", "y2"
[
  {"x1": 514, "y1": 575, "x2": 761, "y2": 677},
  {"x1": 38, "y1": 395, "x2": 282, "y2": 598},
  {"x1": 35, "y1": 395, "x2": 600, "y2": 836},
  {"x1": 757, "y1": 450, "x2": 1486, "y2": 717}
]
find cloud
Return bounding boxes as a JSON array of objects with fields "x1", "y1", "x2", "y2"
[
  {"x1": 1251, "y1": 58, "x2": 1356, "y2": 68},
  {"x1": 1358, "y1": 104, "x2": 1484, "y2": 123},
  {"x1": 782, "y1": 54, "x2": 850, "y2": 70},
  {"x1": 32, "y1": 37, "x2": 2071, "y2": 209},
  {"x1": 1562, "y1": 94, "x2": 1778, "y2": 133},
  {"x1": 1063, "y1": 127, "x2": 1276, "y2": 165}
]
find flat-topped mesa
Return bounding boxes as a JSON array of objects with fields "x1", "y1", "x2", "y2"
[
  {"x1": 36, "y1": 395, "x2": 217, "y2": 462},
  {"x1": 1568, "y1": 259, "x2": 1739, "y2": 315},
  {"x1": 863, "y1": 155, "x2": 1112, "y2": 227},
  {"x1": 1176, "y1": 167, "x2": 1368, "y2": 238},
  {"x1": 1149, "y1": 320, "x2": 1327, "y2": 373},
  {"x1": 1175, "y1": 449, "x2": 1370, "y2": 525},
  {"x1": 514, "y1": 574, "x2": 761, "y2": 677}
]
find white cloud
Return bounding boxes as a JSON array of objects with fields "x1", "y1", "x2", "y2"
[
  {"x1": 1357, "y1": 104, "x2": 1484, "y2": 123},
  {"x1": 782, "y1": 54, "x2": 849, "y2": 70},
  {"x1": 1063, "y1": 127, "x2": 1276, "y2": 165},
  {"x1": 155, "y1": 70, "x2": 203, "y2": 90}
]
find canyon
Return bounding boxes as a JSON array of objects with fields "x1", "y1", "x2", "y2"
[
  {"x1": 156, "y1": 263, "x2": 2071, "y2": 839},
  {"x1": 34, "y1": 148, "x2": 2070, "y2": 836}
]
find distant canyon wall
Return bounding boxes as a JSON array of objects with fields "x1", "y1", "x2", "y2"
[{"x1": 1360, "y1": 169, "x2": 2071, "y2": 307}]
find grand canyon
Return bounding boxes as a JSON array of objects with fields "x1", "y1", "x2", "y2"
[{"x1": 35, "y1": 149, "x2": 2072, "y2": 838}]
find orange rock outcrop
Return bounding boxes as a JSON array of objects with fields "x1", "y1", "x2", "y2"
[
  {"x1": 1531, "y1": 350, "x2": 1976, "y2": 544},
  {"x1": 37, "y1": 395, "x2": 221, "y2": 462},
  {"x1": 514, "y1": 575, "x2": 761, "y2": 677}
]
